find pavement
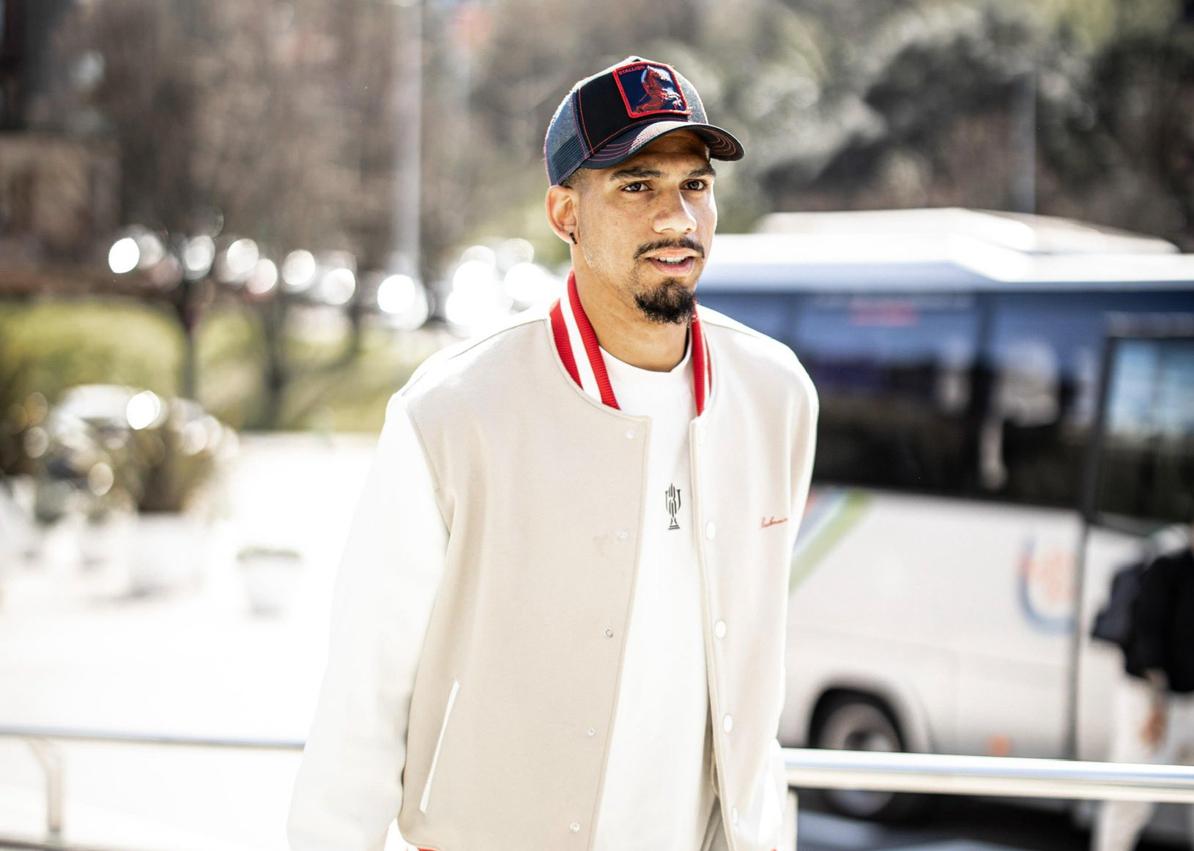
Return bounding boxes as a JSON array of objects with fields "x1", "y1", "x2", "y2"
[{"x1": 0, "y1": 433, "x2": 377, "y2": 850}]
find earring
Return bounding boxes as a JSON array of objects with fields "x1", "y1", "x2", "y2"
[{"x1": 569, "y1": 232, "x2": 578, "y2": 245}]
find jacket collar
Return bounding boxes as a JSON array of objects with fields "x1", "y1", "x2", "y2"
[{"x1": 549, "y1": 270, "x2": 711, "y2": 415}]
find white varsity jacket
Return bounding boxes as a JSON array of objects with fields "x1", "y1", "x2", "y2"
[{"x1": 288, "y1": 273, "x2": 819, "y2": 851}]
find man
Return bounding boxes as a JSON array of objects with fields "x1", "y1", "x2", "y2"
[
  {"x1": 1094, "y1": 519, "x2": 1194, "y2": 851},
  {"x1": 287, "y1": 56, "x2": 818, "y2": 851}
]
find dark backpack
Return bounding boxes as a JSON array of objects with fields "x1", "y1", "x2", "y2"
[{"x1": 1091, "y1": 559, "x2": 1147, "y2": 649}]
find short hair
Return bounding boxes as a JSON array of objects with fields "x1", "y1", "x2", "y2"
[{"x1": 558, "y1": 169, "x2": 587, "y2": 189}]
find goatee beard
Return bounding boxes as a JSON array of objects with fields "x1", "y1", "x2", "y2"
[{"x1": 635, "y1": 280, "x2": 695, "y2": 325}]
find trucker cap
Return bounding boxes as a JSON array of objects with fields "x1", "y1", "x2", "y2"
[{"x1": 544, "y1": 56, "x2": 745, "y2": 187}]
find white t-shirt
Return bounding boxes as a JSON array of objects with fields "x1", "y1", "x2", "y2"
[{"x1": 593, "y1": 339, "x2": 716, "y2": 851}]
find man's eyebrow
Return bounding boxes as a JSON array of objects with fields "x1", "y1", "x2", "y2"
[
  {"x1": 608, "y1": 166, "x2": 663, "y2": 181},
  {"x1": 606, "y1": 163, "x2": 717, "y2": 182}
]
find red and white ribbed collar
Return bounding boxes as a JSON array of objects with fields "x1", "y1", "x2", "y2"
[{"x1": 549, "y1": 270, "x2": 712, "y2": 415}]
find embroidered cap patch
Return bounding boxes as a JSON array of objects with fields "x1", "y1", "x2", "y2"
[{"x1": 613, "y1": 61, "x2": 690, "y2": 119}]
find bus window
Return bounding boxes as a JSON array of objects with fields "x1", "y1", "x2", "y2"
[
  {"x1": 984, "y1": 292, "x2": 1189, "y2": 508},
  {"x1": 791, "y1": 293, "x2": 979, "y2": 494},
  {"x1": 1095, "y1": 337, "x2": 1194, "y2": 523},
  {"x1": 980, "y1": 337, "x2": 1065, "y2": 494}
]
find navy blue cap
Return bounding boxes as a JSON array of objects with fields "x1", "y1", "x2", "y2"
[{"x1": 544, "y1": 56, "x2": 745, "y2": 187}]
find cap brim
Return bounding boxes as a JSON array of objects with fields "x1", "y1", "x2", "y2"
[{"x1": 582, "y1": 120, "x2": 745, "y2": 170}]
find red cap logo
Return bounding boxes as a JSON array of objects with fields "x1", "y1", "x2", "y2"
[{"x1": 613, "y1": 61, "x2": 690, "y2": 119}]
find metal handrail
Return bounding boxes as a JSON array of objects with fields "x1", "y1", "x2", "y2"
[
  {"x1": 0, "y1": 725, "x2": 304, "y2": 851},
  {"x1": 4, "y1": 726, "x2": 1194, "y2": 850},
  {"x1": 784, "y1": 747, "x2": 1194, "y2": 804},
  {"x1": 0, "y1": 725, "x2": 303, "y2": 751}
]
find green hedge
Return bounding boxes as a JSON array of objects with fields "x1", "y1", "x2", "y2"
[
  {"x1": 0, "y1": 296, "x2": 447, "y2": 474},
  {"x1": 0, "y1": 297, "x2": 182, "y2": 403}
]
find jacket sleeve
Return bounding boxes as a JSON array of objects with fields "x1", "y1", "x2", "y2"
[{"x1": 287, "y1": 393, "x2": 448, "y2": 850}]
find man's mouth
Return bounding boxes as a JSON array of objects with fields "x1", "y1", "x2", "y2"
[{"x1": 645, "y1": 254, "x2": 697, "y2": 274}]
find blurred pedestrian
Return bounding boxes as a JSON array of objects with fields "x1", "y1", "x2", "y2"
[
  {"x1": 1093, "y1": 518, "x2": 1194, "y2": 851},
  {"x1": 287, "y1": 56, "x2": 818, "y2": 851}
]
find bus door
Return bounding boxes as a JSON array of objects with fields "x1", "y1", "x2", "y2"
[{"x1": 1070, "y1": 321, "x2": 1194, "y2": 763}]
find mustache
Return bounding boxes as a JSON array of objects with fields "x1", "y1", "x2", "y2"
[{"x1": 634, "y1": 237, "x2": 706, "y2": 260}]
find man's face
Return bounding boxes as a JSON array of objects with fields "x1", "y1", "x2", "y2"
[{"x1": 569, "y1": 130, "x2": 716, "y2": 324}]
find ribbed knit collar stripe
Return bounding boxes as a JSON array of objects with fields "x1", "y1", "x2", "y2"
[
  {"x1": 566, "y1": 272, "x2": 620, "y2": 408},
  {"x1": 692, "y1": 310, "x2": 708, "y2": 414},
  {"x1": 548, "y1": 302, "x2": 581, "y2": 388},
  {"x1": 548, "y1": 270, "x2": 711, "y2": 416}
]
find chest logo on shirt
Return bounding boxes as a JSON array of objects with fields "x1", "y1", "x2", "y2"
[{"x1": 665, "y1": 484, "x2": 682, "y2": 530}]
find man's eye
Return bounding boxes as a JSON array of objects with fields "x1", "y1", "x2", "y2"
[
  {"x1": 684, "y1": 179, "x2": 708, "y2": 191},
  {"x1": 621, "y1": 182, "x2": 648, "y2": 192}
]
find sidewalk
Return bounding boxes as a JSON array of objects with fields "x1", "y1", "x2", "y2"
[{"x1": 0, "y1": 433, "x2": 378, "y2": 850}]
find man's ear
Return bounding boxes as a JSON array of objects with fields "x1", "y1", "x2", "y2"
[{"x1": 545, "y1": 184, "x2": 580, "y2": 246}]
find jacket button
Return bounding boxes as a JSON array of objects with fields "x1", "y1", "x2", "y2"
[
  {"x1": 624, "y1": 428, "x2": 636, "y2": 439},
  {"x1": 722, "y1": 713, "x2": 734, "y2": 734},
  {"x1": 586, "y1": 727, "x2": 596, "y2": 737},
  {"x1": 705, "y1": 521, "x2": 717, "y2": 540},
  {"x1": 569, "y1": 821, "x2": 581, "y2": 833},
  {"x1": 615, "y1": 529, "x2": 629, "y2": 541},
  {"x1": 713, "y1": 619, "x2": 727, "y2": 639},
  {"x1": 604, "y1": 628, "x2": 614, "y2": 638}
]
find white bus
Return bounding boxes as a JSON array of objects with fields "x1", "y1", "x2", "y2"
[{"x1": 697, "y1": 209, "x2": 1194, "y2": 828}]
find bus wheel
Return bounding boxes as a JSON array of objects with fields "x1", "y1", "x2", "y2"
[{"x1": 810, "y1": 693, "x2": 931, "y2": 823}]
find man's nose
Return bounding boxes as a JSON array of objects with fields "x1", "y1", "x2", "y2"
[{"x1": 654, "y1": 190, "x2": 697, "y2": 235}]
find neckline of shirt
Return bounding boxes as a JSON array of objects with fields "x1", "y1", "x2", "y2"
[{"x1": 600, "y1": 334, "x2": 692, "y2": 387}]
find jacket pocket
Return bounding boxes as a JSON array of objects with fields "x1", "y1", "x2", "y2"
[{"x1": 418, "y1": 678, "x2": 461, "y2": 814}]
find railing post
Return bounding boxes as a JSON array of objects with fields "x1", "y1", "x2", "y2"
[
  {"x1": 27, "y1": 738, "x2": 65, "y2": 840},
  {"x1": 783, "y1": 789, "x2": 798, "y2": 850}
]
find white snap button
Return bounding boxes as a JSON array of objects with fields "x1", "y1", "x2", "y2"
[
  {"x1": 586, "y1": 727, "x2": 596, "y2": 737},
  {"x1": 705, "y1": 521, "x2": 717, "y2": 540},
  {"x1": 723, "y1": 713, "x2": 734, "y2": 734},
  {"x1": 615, "y1": 529, "x2": 628, "y2": 541},
  {"x1": 569, "y1": 821, "x2": 581, "y2": 833},
  {"x1": 731, "y1": 806, "x2": 739, "y2": 826},
  {"x1": 604, "y1": 628, "x2": 614, "y2": 638},
  {"x1": 624, "y1": 428, "x2": 636, "y2": 439},
  {"x1": 714, "y1": 619, "x2": 727, "y2": 639}
]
